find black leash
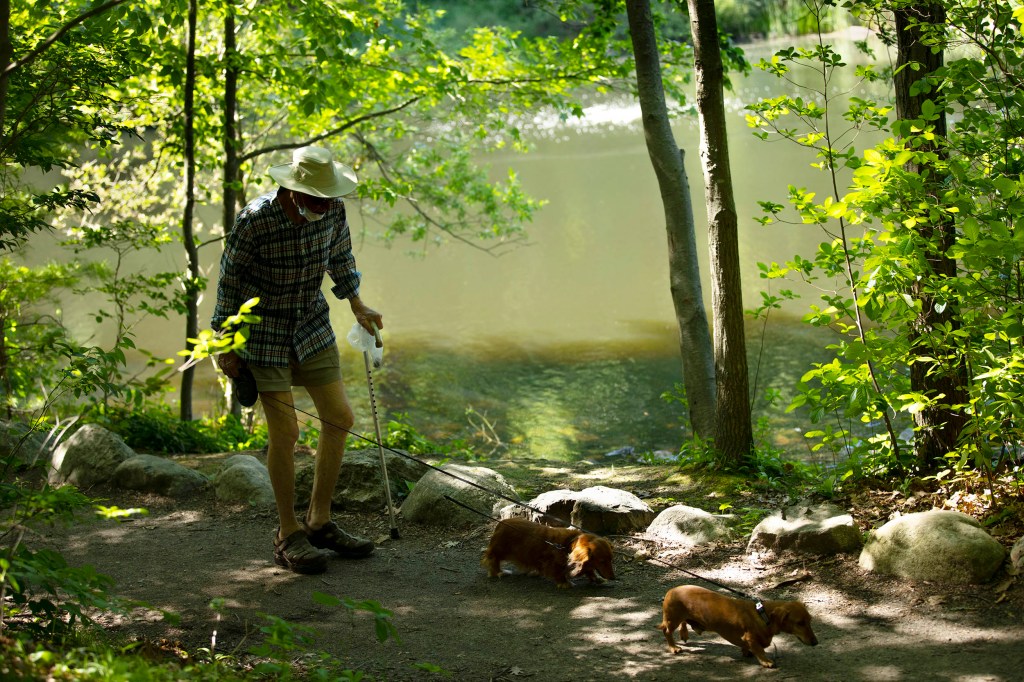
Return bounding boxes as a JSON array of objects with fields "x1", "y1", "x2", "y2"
[{"x1": 259, "y1": 392, "x2": 772, "y2": 619}]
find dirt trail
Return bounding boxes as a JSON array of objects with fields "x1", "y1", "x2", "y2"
[{"x1": 38, "y1": 468, "x2": 1024, "y2": 682}]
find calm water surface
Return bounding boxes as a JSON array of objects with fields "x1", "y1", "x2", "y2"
[{"x1": 33, "y1": 33, "x2": 886, "y2": 463}]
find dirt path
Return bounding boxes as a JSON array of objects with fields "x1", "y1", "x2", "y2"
[{"x1": 40, "y1": 475, "x2": 1024, "y2": 682}]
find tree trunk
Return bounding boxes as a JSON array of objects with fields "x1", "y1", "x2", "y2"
[
  {"x1": 894, "y1": 2, "x2": 968, "y2": 470},
  {"x1": 686, "y1": 0, "x2": 753, "y2": 463},
  {"x1": 624, "y1": 0, "x2": 716, "y2": 439},
  {"x1": 0, "y1": 0, "x2": 11, "y2": 138},
  {"x1": 179, "y1": 0, "x2": 199, "y2": 421},
  {"x1": 222, "y1": 3, "x2": 242, "y2": 418}
]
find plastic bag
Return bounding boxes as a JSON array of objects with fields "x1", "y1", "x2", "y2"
[{"x1": 347, "y1": 322, "x2": 383, "y2": 368}]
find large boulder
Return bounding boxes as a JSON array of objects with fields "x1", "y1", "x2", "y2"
[
  {"x1": 112, "y1": 454, "x2": 210, "y2": 498},
  {"x1": 570, "y1": 486, "x2": 656, "y2": 535},
  {"x1": 295, "y1": 448, "x2": 429, "y2": 512},
  {"x1": 214, "y1": 454, "x2": 275, "y2": 509},
  {"x1": 401, "y1": 463, "x2": 519, "y2": 527},
  {"x1": 506, "y1": 486, "x2": 654, "y2": 535},
  {"x1": 647, "y1": 505, "x2": 733, "y2": 547},
  {"x1": 49, "y1": 424, "x2": 135, "y2": 489},
  {"x1": 859, "y1": 510, "x2": 1006, "y2": 584},
  {"x1": 748, "y1": 503, "x2": 862, "y2": 556}
]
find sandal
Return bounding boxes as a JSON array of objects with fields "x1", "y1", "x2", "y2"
[
  {"x1": 304, "y1": 520, "x2": 375, "y2": 558},
  {"x1": 274, "y1": 529, "x2": 328, "y2": 574}
]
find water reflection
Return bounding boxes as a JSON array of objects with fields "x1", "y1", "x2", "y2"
[
  {"x1": 29, "y1": 33, "x2": 888, "y2": 465},
  {"x1": 323, "y1": 317, "x2": 837, "y2": 462}
]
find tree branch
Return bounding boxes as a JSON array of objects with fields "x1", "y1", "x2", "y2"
[
  {"x1": 3, "y1": 0, "x2": 131, "y2": 77},
  {"x1": 239, "y1": 96, "x2": 424, "y2": 163}
]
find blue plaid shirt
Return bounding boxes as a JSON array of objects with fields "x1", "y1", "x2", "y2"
[{"x1": 212, "y1": 190, "x2": 361, "y2": 367}]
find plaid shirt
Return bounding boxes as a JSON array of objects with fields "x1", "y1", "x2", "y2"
[{"x1": 212, "y1": 190, "x2": 361, "y2": 367}]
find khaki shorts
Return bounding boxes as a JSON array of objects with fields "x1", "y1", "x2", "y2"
[{"x1": 249, "y1": 345, "x2": 342, "y2": 393}]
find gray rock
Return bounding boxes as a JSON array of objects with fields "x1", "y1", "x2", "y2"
[
  {"x1": 401, "y1": 463, "x2": 519, "y2": 527},
  {"x1": 49, "y1": 424, "x2": 135, "y2": 489},
  {"x1": 748, "y1": 503, "x2": 862, "y2": 555},
  {"x1": 295, "y1": 448, "x2": 429, "y2": 512},
  {"x1": 571, "y1": 486, "x2": 655, "y2": 535},
  {"x1": 504, "y1": 489, "x2": 577, "y2": 525},
  {"x1": 113, "y1": 454, "x2": 210, "y2": 498},
  {"x1": 859, "y1": 510, "x2": 1006, "y2": 584},
  {"x1": 0, "y1": 419, "x2": 48, "y2": 470},
  {"x1": 647, "y1": 505, "x2": 733, "y2": 547},
  {"x1": 506, "y1": 486, "x2": 654, "y2": 535},
  {"x1": 214, "y1": 454, "x2": 275, "y2": 509},
  {"x1": 1011, "y1": 535, "x2": 1024, "y2": 576}
]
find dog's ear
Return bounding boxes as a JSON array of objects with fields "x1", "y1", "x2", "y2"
[
  {"x1": 767, "y1": 603, "x2": 790, "y2": 631},
  {"x1": 771, "y1": 602, "x2": 807, "y2": 631},
  {"x1": 567, "y1": 536, "x2": 592, "y2": 576}
]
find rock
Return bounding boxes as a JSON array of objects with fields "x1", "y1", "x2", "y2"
[
  {"x1": 401, "y1": 463, "x2": 519, "y2": 527},
  {"x1": 49, "y1": 424, "x2": 135, "y2": 489},
  {"x1": 748, "y1": 503, "x2": 862, "y2": 556},
  {"x1": 504, "y1": 489, "x2": 577, "y2": 525},
  {"x1": 647, "y1": 505, "x2": 733, "y2": 547},
  {"x1": 0, "y1": 419, "x2": 48, "y2": 470},
  {"x1": 295, "y1": 448, "x2": 429, "y2": 512},
  {"x1": 571, "y1": 486, "x2": 655, "y2": 535},
  {"x1": 113, "y1": 454, "x2": 210, "y2": 498},
  {"x1": 214, "y1": 454, "x2": 275, "y2": 509},
  {"x1": 1010, "y1": 536, "x2": 1024, "y2": 576},
  {"x1": 507, "y1": 486, "x2": 654, "y2": 535},
  {"x1": 858, "y1": 510, "x2": 1006, "y2": 584},
  {"x1": 648, "y1": 450, "x2": 677, "y2": 462}
]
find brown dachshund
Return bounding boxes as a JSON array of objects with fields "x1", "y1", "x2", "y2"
[
  {"x1": 657, "y1": 585, "x2": 818, "y2": 668},
  {"x1": 481, "y1": 518, "x2": 615, "y2": 588}
]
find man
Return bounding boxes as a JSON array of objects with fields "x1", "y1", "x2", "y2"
[{"x1": 213, "y1": 145, "x2": 382, "y2": 574}]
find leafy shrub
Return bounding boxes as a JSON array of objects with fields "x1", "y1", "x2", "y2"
[{"x1": 93, "y1": 406, "x2": 267, "y2": 454}]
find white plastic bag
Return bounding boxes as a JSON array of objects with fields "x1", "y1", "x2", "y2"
[{"x1": 347, "y1": 323, "x2": 383, "y2": 368}]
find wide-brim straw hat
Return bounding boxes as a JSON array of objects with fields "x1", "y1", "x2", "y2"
[{"x1": 267, "y1": 145, "x2": 358, "y2": 198}]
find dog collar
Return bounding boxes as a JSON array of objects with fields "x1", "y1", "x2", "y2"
[{"x1": 755, "y1": 601, "x2": 770, "y2": 624}]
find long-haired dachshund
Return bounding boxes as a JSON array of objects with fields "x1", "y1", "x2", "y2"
[
  {"x1": 657, "y1": 585, "x2": 818, "y2": 668},
  {"x1": 481, "y1": 518, "x2": 615, "y2": 588}
]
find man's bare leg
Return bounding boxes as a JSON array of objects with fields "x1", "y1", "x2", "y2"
[
  {"x1": 261, "y1": 390, "x2": 302, "y2": 540},
  {"x1": 304, "y1": 379, "x2": 354, "y2": 530}
]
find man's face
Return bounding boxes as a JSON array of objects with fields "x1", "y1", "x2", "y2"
[{"x1": 297, "y1": 193, "x2": 332, "y2": 214}]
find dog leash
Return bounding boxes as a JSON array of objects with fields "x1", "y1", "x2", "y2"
[
  {"x1": 260, "y1": 392, "x2": 590, "y2": 532},
  {"x1": 258, "y1": 392, "x2": 772, "y2": 620}
]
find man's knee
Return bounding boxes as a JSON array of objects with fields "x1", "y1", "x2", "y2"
[
  {"x1": 268, "y1": 420, "x2": 301, "y2": 446},
  {"x1": 322, "y1": 405, "x2": 355, "y2": 435}
]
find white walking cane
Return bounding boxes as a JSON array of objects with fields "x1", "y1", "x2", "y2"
[{"x1": 347, "y1": 321, "x2": 400, "y2": 539}]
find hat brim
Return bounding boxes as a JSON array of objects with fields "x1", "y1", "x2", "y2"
[{"x1": 268, "y1": 161, "x2": 358, "y2": 198}]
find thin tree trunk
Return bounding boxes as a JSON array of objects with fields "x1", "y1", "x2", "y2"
[
  {"x1": 0, "y1": 0, "x2": 11, "y2": 139},
  {"x1": 624, "y1": 0, "x2": 716, "y2": 439},
  {"x1": 894, "y1": 2, "x2": 968, "y2": 470},
  {"x1": 222, "y1": 2, "x2": 242, "y2": 418},
  {"x1": 686, "y1": 0, "x2": 753, "y2": 462},
  {"x1": 180, "y1": 0, "x2": 199, "y2": 421}
]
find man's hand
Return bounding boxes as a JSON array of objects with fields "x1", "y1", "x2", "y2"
[
  {"x1": 350, "y1": 296, "x2": 384, "y2": 338},
  {"x1": 216, "y1": 351, "x2": 243, "y2": 378}
]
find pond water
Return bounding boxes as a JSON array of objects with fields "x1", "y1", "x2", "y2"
[{"x1": 30, "y1": 32, "x2": 887, "y2": 464}]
